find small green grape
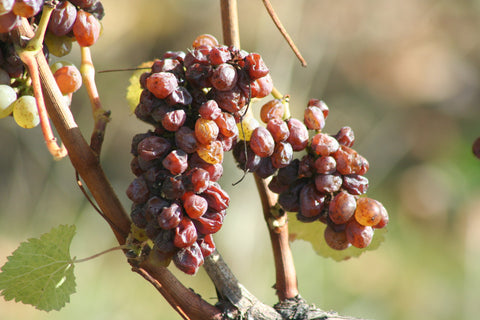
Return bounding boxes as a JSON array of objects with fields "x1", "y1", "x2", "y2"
[
  {"x1": 0, "y1": 84, "x2": 17, "y2": 119},
  {"x1": 45, "y1": 32, "x2": 73, "y2": 57},
  {"x1": 12, "y1": 95, "x2": 40, "y2": 129}
]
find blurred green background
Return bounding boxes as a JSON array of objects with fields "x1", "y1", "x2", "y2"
[{"x1": 1, "y1": 0, "x2": 480, "y2": 319}]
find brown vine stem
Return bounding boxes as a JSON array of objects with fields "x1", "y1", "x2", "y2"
[
  {"x1": 17, "y1": 19, "x2": 221, "y2": 320},
  {"x1": 261, "y1": 0, "x2": 307, "y2": 67},
  {"x1": 254, "y1": 174, "x2": 299, "y2": 300},
  {"x1": 220, "y1": 0, "x2": 240, "y2": 48},
  {"x1": 80, "y1": 46, "x2": 111, "y2": 155}
]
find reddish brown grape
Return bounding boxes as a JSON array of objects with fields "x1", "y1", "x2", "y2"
[
  {"x1": 354, "y1": 197, "x2": 383, "y2": 226},
  {"x1": 209, "y1": 46, "x2": 232, "y2": 65},
  {"x1": 373, "y1": 203, "x2": 389, "y2": 229},
  {"x1": 298, "y1": 155, "x2": 316, "y2": 178},
  {"x1": 197, "y1": 234, "x2": 215, "y2": 257},
  {"x1": 299, "y1": 183, "x2": 326, "y2": 218},
  {"x1": 173, "y1": 242, "x2": 204, "y2": 275},
  {"x1": 266, "y1": 118, "x2": 289, "y2": 142},
  {"x1": 324, "y1": 225, "x2": 350, "y2": 250},
  {"x1": 271, "y1": 141, "x2": 293, "y2": 169},
  {"x1": 212, "y1": 86, "x2": 246, "y2": 114},
  {"x1": 250, "y1": 74, "x2": 273, "y2": 98},
  {"x1": 162, "y1": 150, "x2": 188, "y2": 175},
  {"x1": 72, "y1": 10, "x2": 101, "y2": 47},
  {"x1": 245, "y1": 53, "x2": 269, "y2": 80},
  {"x1": 342, "y1": 174, "x2": 369, "y2": 195},
  {"x1": 328, "y1": 191, "x2": 356, "y2": 224},
  {"x1": 192, "y1": 34, "x2": 218, "y2": 48},
  {"x1": 214, "y1": 112, "x2": 238, "y2": 138},
  {"x1": 210, "y1": 63, "x2": 237, "y2": 91},
  {"x1": 202, "y1": 183, "x2": 229, "y2": 211},
  {"x1": 183, "y1": 192, "x2": 208, "y2": 219},
  {"x1": 161, "y1": 176, "x2": 186, "y2": 200},
  {"x1": 162, "y1": 109, "x2": 186, "y2": 132},
  {"x1": 183, "y1": 167, "x2": 210, "y2": 193},
  {"x1": 0, "y1": 11, "x2": 19, "y2": 33},
  {"x1": 12, "y1": 0, "x2": 41, "y2": 17},
  {"x1": 126, "y1": 177, "x2": 150, "y2": 204},
  {"x1": 198, "y1": 100, "x2": 221, "y2": 120},
  {"x1": 192, "y1": 210, "x2": 224, "y2": 234},
  {"x1": 260, "y1": 99, "x2": 284, "y2": 123},
  {"x1": 335, "y1": 126, "x2": 355, "y2": 147},
  {"x1": 144, "y1": 196, "x2": 169, "y2": 221},
  {"x1": 166, "y1": 86, "x2": 192, "y2": 106},
  {"x1": 250, "y1": 127, "x2": 275, "y2": 157},
  {"x1": 158, "y1": 203, "x2": 183, "y2": 230},
  {"x1": 196, "y1": 141, "x2": 223, "y2": 164},
  {"x1": 153, "y1": 229, "x2": 175, "y2": 254},
  {"x1": 308, "y1": 99, "x2": 329, "y2": 119},
  {"x1": 345, "y1": 220, "x2": 374, "y2": 248},
  {"x1": 137, "y1": 136, "x2": 171, "y2": 162},
  {"x1": 314, "y1": 174, "x2": 342, "y2": 193},
  {"x1": 175, "y1": 126, "x2": 198, "y2": 154},
  {"x1": 173, "y1": 217, "x2": 198, "y2": 248},
  {"x1": 311, "y1": 133, "x2": 340, "y2": 156},
  {"x1": 49, "y1": 1, "x2": 77, "y2": 36},
  {"x1": 146, "y1": 72, "x2": 178, "y2": 99},
  {"x1": 304, "y1": 105, "x2": 325, "y2": 131},
  {"x1": 314, "y1": 156, "x2": 336, "y2": 174},
  {"x1": 286, "y1": 118, "x2": 309, "y2": 151},
  {"x1": 53, "y1": 65, "x2": 82, "y2": 94}
]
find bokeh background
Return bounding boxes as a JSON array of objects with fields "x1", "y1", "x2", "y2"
[{"x1": 1, "y1": 0, "x2": 480, "y2": 319}]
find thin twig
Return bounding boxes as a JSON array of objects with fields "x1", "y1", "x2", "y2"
[
  {"x1": 80, "y1": 46, "x2": 111, "y2": 156},
  {"x1": 261, "y1": 0, "x2": 307, "y2": 67}
]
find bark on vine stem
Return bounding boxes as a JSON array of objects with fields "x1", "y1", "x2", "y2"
[{"x1": 16, "y1": 18, "x2": 222, "y2": 320}]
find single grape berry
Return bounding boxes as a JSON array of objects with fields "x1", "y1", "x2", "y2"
[
  {"x1": 345, "y1": 220, "x2": 374, "y2": 248},
  {"x1": 72, "y1": 10, "x2": 101, "y2": 47},
  {"x1": 250, "y1": 126, "x2": 275, "y2": 157},
  {"x1": 53, "y1": 65, "x2": 82, "y2": 94},
  {"x1": 304, "y1": 105, "x2": 325, "y2": 131},
  {"x1": 260, "y1": 99, "x2": 284, "y2": 123},
  {"x1": 324, "y1": 225, "x2": 350, "y2": 250},
  {"x1": 146, "y1": 72, "x2": 178, "y2": 99},
  {"x1": 286, "y1": 118, "x2": 308, "y2": 151},
  {"x1": 354, "y1": 197, "x2": 383, "y2": 227},
  {"x1": 328, "y1": 191, "x2": 356, "y2": 225},
  {"x1": 49, "y1": 1, "x2": 77, "y2": 36}
]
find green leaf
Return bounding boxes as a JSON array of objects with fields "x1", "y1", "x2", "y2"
[
  {"x1": 126, "y1": 61, "x2": 153, "y2": 112},
  {"x1": 288, "y1": 213, "x2": 387, "y2": 261},
  {"x1": 0, "y1": 225, "x2": 77, "y2": 311}
]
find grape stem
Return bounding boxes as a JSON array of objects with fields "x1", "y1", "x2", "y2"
[
  {"x1": 26, "y1": 3, "x2": 55, "y2": 52},
  {"x1": 80, "y1": 46, "x2": 111, "y2": 156},
  {"x1": 261, "y1": 0, "x2": 307, "y2": 67},
  {"x1": 16, "y1": 20, "x2": 68, "y2": 160},
  {"x1": 220, "y1": 0, "x2": 240, "y2": 48},
  {"x1": 254, "y1": 174, "x2": 299, "y2": 301}
]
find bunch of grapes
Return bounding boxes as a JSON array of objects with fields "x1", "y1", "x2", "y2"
[
  {"x1": 259, "y1": 100, "x2": 389, "y2": 250},
  {"x1": 126, "y1": 34, "x2": 274, "y2": 274},
  {"x1": 0, "y1": 0, "x2": 103, "y2": 128}
]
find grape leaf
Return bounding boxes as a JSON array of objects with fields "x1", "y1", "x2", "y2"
[
  {"x1": 126, "y1": 61, "x2": 153, "y2": 112},
  {"x1": 0, "y1": 225, "x2": 76, "y2": 311},
  {"x1": 288, "y1": 212, "x2": 387, "y2": 261}
]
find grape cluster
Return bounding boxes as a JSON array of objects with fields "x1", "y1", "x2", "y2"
[
  {"x1": 127, "y1": 34, "x2": 274, "y2": 274},
  {"x1": 0, "y1": 0, "x2": 102, "y2": 128},
  {"x1": 262, "y1": 100, "x2": 389, "y2": 250}
]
